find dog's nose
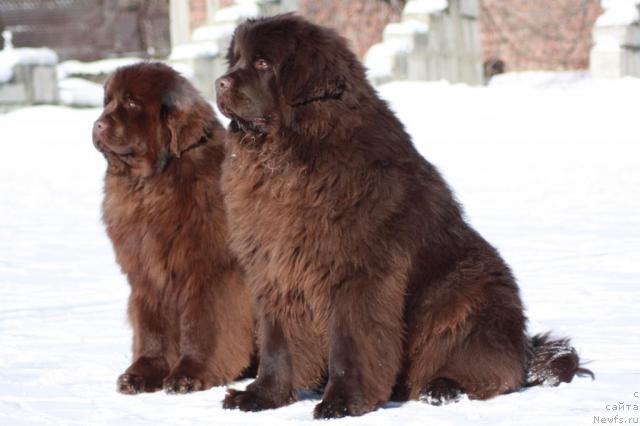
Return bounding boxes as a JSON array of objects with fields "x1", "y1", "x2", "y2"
[
  {"x1": 93, "y1": 119, "x2": 107, "y2": 135},
  {"x1": 216, "y1": 75, "x2": 234, "y2": 92}
]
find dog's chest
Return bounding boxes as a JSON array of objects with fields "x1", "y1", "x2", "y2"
[
  {"x1": 222, "y1": 142, "x2": 342, "y2": 306},
  {"x1": 223, "y1": 142, "x2": 304, "y2": 240},
  {"x1": 102, "y1": 178, "x2": 182, "y2": 285}
]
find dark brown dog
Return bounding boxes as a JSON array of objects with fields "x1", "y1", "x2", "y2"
[
  {"x1": 215, "y1": 15, "x2": 592, "y2": 418},
  {"x1": 93, "y1": 62, "x2": 255, "y2": 395}
]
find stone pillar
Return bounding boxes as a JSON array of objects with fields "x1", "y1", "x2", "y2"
[
  {"x1": 168, "y1": 0, "x2": 299, "y2": 99},
  {"x1": 0, "y1": 48, "x2": 59, "y2": 107},
  {"x1": 590, "y1": 1, "x2": 640, "y2": 78},
  {"x1": 170, "y1": 0, "x2": 192, "y2": 47},
  {"x1": 206, "y1": 0, "x2": 221, "y2": 23},
  {"x1": 364, "y1": 0, "x2": 483, "y2": 85}
]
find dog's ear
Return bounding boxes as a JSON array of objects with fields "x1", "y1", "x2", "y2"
[
  {"x1": 162, "y1": 84, "x2": 213, "y2": 158},
  {"x1": 279, "y1": 34, "x2": 348, "y2": 106}
]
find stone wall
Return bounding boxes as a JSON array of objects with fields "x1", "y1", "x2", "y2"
[
  {"x1": 0, "y1": 0, "x2": 170, "y2": 61},
  {"x1": 296, "y1": 0, "x2": 403, "y2": 59},
  {"x1": 177, "y1": 0, "x2": 402, "y2": 60},
  {"x1": 175, "y1": 0, "x2": 613, "y2": 90},
  {"x1": 189, "y1": 0, "x2": 210, "y2": 31},
  {"x1": 480, "y1": 0, "x2": 602, "y2": 72}
]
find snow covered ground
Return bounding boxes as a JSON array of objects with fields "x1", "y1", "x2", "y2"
[{"x1": 1, "y1": 73, "x2": 639, "y2": 425}]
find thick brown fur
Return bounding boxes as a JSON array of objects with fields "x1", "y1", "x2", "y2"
[
  {"x1": 93, "y1": 62, "x2": 255, "y2": 395},
  {"x1": 215, "y1": 15, "x2": 592, "y2": 418}
]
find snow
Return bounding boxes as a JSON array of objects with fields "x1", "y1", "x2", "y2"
[
  {"x1": 487, "y1": 70, "x2": 590, "y2": 89},
  {"x1": 364, "y1": 40, "x2": 408, "y2": 80},
  {"x1": 597, "y1": 0, "x2": 640, "y2": 26},
  {"x1": 384, "y1": 20, "x2": 430, "y2": 38},
  {"x1": 214, "y1": 0, "x2": 260, "y2": 24},
  {"x1": 1, "y1": 74, "x2": 639, "y2": 425},
  {"x1": 0, "y1": 65, "x2": 11, "y2": 84},
  {"x1": 2, "y1": 30, "x2": 14, "y2": 50},
  {"x1": 0, "y1": 48, "x2": 58, "y2": 84},
  {"x1": 403, "y1": 0, "x2": 448, "y2": 16},
  {"x1": 57, "y1": 57, "x2": 143, "y2": 79},
  {"x1": 169, "y1": 42, "x2": 220, "y2": 61},
  {"x1": 168, "y1": 23, "x2": 238, "y2": 62},
  {"x1": 191, "y1": 23, "x2": 236, "y2": 43},
  {"x1": 365, "y1": 20, "x2": 429, "y2": 82},
  {"x1": 57, "y1": 59, "x2": 194, "y2": 92},
  {"x1": 168, "y1": 62, "x2": 195, "y2": 81},
  {"x1": 58, "y1": 78, "x2": 104, "y2": 107},
  {"x1": 169, "y1": 23, "x2": 237, "y2": 62}
]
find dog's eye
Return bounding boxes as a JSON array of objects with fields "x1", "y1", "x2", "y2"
[
  {"x1": 124, "y1": 97, "x2": 139, "y2": 109},
  {"x1": 254, "y1": 58, "x2": 269, "y2": 70}
]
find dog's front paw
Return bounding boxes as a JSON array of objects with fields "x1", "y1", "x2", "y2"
[
  {"x1": 117, "y1": 373, "x2": 163, "y2": 394},
  {"x1": 163, "y1": 374, "x2": 205, "y2": 394},
  {"x1": 420, "y1": 378, "x2": 464, "y2": 406},
  {"x1": 223, "y1": 388, "x2": 294, "y2": 412},
  {"x1": 313, "y1": 393, "x2": 375, "y2": 419}
]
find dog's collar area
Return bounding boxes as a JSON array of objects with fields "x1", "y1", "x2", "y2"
[
  {"x1": 156, "y1": 125, "x2": 213, "y2": 175},
  {"x1": 177, "y1": 122, "x2": 215, "y2": 156},
  {"x1": 229, "y1": 118, "x2": 267, "y2": 143},
  {"x1": 182, "y1": 134, "x2": 209, "y2": 155},
  {"x1": 289, "y1": 91, "x2": 343, "y2": 108},
  {"x1": 229, "y1": 118, "x2": 243, "y2": 133},
  {"x1": 230, "y1": 117, "x2": 261, "y2": 134}
]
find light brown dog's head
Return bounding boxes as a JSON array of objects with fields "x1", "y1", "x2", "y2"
[{"x1": 93, "y1": 62, "x2": 217, "y2": 176}]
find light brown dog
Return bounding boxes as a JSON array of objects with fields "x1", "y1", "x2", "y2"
[{"x1": 93, "y1": 62, "x2": 255, "y2": 395}]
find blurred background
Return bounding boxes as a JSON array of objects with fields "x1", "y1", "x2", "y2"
[
  {"x1": 0, "y1": 0, "x2": 638, "y2": 107},
  {"x1": 1, "y1": 2, "x2": 639, "y2": 425}
]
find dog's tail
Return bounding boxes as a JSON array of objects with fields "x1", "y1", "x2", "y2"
[{"x1": 525, "y1": 332, "x2": 594, "y2": 387}]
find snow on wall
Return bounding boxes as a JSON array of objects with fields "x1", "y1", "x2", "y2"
[
  {"x1": 403, "y1": 0, "x2": 448, "y2": 16},
  {"x1": 58, "y1": 77, "x2": 104, "y2": 108},
  {"x1": 0, "y1": 65, "x2": 11, "y2": 84},
  {"x1": 191, "y1": 23, "x2": 236, "y2": 43},
  {"x1": 169, "y1": 42, "x2": 220, "y2": 61},
  {"x1": 214, "y1": 0, "x2": 260, "y2": 24},
  {"x1": 0, "y1": 48, "x2": 58, "y2": 84},
  {"x1": 365, "y1": 39, "x2": 410, "y2": 80},
  {"x1": 591, "y1": 0, "x2": 640, "y2": 77},
  {"x1": 365, "y1": 20, "x2": 429, "y2": 80},
  {"x1": 597, "y1": 0, "x2": 640, "y2": 26},
  {"x1": 57, "y1": 58, "x2": 143, "y2": 79}
]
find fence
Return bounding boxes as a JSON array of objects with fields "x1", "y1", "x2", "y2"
[{"x1": 0, "y1": 0, "x2": 170, "y2": 61}]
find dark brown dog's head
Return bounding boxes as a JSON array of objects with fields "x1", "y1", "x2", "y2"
[
  {"x1": 93, "y1": 62, "x2": 216, "y2": 176},
  {"x1": 215, "y1": 14, "x2": 369, "y2": 137}
]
